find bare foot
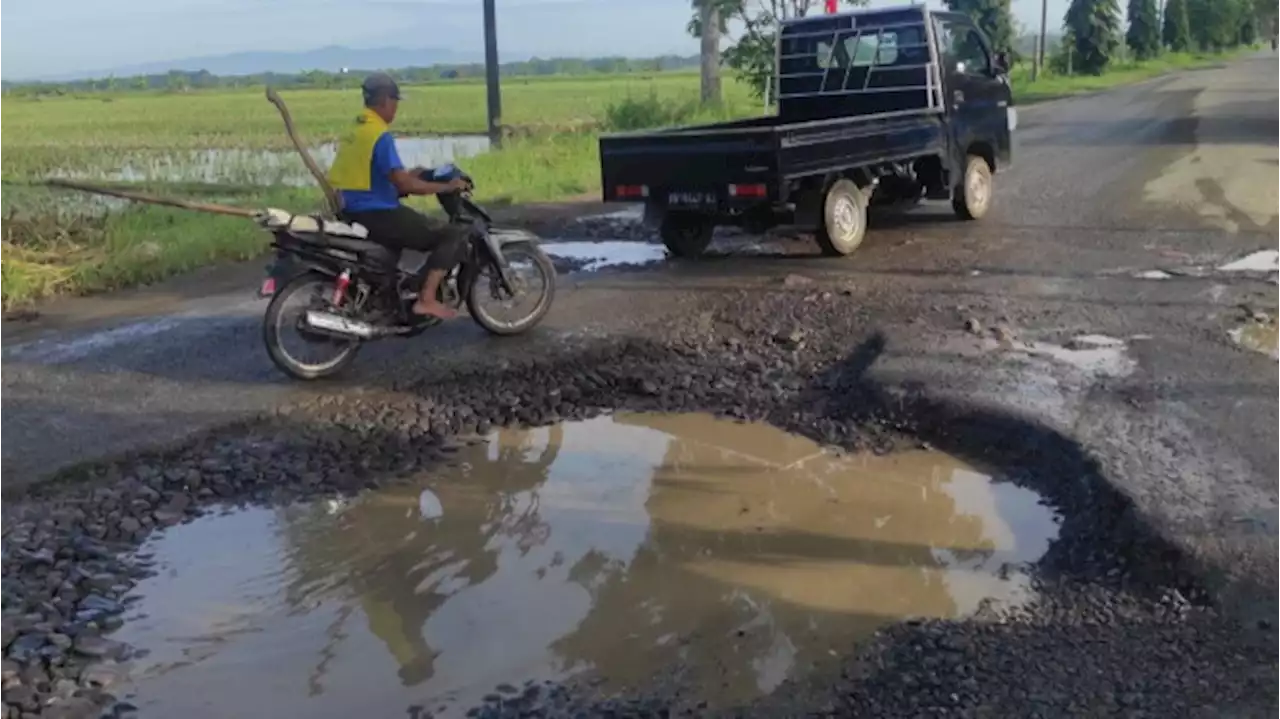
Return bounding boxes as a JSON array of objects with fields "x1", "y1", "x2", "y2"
[{"x1": 412, "y1": 299, "x2": 458, "y2": 320}]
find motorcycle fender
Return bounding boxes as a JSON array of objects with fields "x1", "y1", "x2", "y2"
[
  {"x1": 488, "y1": 228, "x2": 540, "y2": 247},
  {"x1": 472, "y1": 229, "x2": 531, "y2": 293}
]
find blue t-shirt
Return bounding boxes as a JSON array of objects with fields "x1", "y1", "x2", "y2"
[{"x1": 338, "y1": 132, "x2": 403, "y2": 212}]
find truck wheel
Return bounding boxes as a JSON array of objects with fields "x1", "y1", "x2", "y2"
[
  {"x1": 952, "y1": 155, "x2": 993, "y2": 220},
  {"x1": 816, "y1": 179, "x2": 867, "y2": 257},
  {"x1": 660, "y1": 215, "x2": 714, "y2": 258}
]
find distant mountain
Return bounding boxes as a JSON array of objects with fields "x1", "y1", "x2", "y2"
[{"x1": 32, "y1": 46, "x2": 483, "y2": 82}]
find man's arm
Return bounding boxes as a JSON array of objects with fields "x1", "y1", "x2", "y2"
[
  {"x1": 372, "y1": 135, "x2": 465, "y2": 196},
  {"x1": 390, "y1": 169, "x2": 466, "y2": 196}
]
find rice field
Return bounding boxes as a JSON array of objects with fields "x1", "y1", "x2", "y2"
[{"x1": 0, "y1": 53, "x2": 1240, "y2": 309}]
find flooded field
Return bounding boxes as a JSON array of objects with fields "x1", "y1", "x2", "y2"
[
  {"x1": 51, "y1": 136, "x2": 491, "y2": 188},
  {"x1": 112, "y1": 413, "x2": 1060, "y2": 717}
]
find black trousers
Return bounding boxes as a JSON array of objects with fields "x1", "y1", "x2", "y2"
[{"x1": 341, "y1": 205, "x2": 468, "y2": 271}]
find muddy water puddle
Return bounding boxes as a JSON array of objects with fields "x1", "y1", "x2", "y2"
[
  {"x1": 115, "y1": 413, "x2": 1059, "y2": 717},
  {"x1": 1230, "y1": 321, "x2": 1279, "y2": 360}
]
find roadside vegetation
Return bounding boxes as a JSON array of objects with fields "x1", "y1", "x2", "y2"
[{"x1": 2, "y1": 0, "x2": 1272, "y2": 310}]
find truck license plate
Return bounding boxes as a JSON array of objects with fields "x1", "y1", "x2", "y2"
[{"x1": 668, "y1": 191, "x2": 715, "y2": 208}]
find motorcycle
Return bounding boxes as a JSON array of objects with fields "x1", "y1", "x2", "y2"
[{"x1": 256, "y1": 164, "x2": 556, "y2": 380}]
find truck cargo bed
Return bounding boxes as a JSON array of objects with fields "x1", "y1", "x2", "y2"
[{"x1": 599, "y1": 109, "x2": 946, "y2": 204}]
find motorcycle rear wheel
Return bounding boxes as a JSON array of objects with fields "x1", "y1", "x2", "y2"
[{"x1": 263, "y1": 272, "x2": 362, "y2": 380}]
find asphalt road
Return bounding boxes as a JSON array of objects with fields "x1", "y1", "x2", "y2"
[{"x1": 4, "y1": 53, "x2": 1277, "y2": 620}]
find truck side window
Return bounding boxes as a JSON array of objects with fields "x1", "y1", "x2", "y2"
[{"x1": 936, "y1": 19, "x2": 991, "y2": 76}]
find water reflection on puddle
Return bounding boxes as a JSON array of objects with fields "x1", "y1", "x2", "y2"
[
  {"x1": 116, "y1": 413, "x2": 1060, "y2": 717},
  {"x1": 56, "y1": 136, "x2": 490, "y2": 187},
  {"x1": 542, "y1": 241, "x2": 668, "y2": 271},
  {"x1": 1230, "y1": 321, "x2": 1279, "y2": 360}
]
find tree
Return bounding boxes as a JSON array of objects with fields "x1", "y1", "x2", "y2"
[
  {"x1": 687, "y1": 0, "x2": 868, "y2": 101},
  {"x1": 944, "y1": 0, "x2": 1017, "y2": 57},
  {"x1": 1162, "y1": 0, "x2": 1192, "y2": 51},
  {"x1": 696, "y1": 1, "x2": 723, "y2": 105},
  {"x1": 1125, "y1": 0, "x2": 1161, "y2": 59},
  {"x1": 1064, "y1": 0, "x2": 1122, "y2": 74},
  {"x1": 1188, "y1": 0, "x2": 1245, "y2": 51}
]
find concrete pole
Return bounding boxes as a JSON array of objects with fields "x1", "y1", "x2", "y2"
[
  {"x1": 483, "y1": 0, "x2": 503, "y2": 148},
  {"x1": 1038, "y1": 0, "x2": 1049, "y2": 73}
]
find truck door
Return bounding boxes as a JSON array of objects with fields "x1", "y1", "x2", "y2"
[{"x1": 932, "y1": 14, "x2": 1013, "y2": 172}]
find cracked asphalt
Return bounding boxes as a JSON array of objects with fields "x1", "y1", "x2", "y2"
[{"x1": 2, "y1": 54, "x2": 1277, "y2": 718}]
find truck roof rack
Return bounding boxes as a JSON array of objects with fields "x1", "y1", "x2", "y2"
[{"x1": 775, "y1": 6, "x2": 944, "y2": 122}]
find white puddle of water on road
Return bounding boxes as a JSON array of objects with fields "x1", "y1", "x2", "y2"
[
  {"x1": 3, "y1": 297, "x2": 263, "y2": 364},
  {"x1": 1218, "y1": 250, "x2": 1279, "y2": 272},
  {"x1": 1134, "y1": 270, "x2": 1173, "y2": 280},
  {"x1": 578, "y1": 205, "x2": 643, "y2": 223},
  {"x1": 542, "y1": 241, "x2": 668, "y2": 271},
  {"x1": 114, "y1": 413, "x2": 1059, "y2": 718},
  {"x1": 1010, "y1": 335, "x2": 1136, "y2": 379},
  {"x1": 3, "y1": 317, "x2": 187, "y2": 364}
]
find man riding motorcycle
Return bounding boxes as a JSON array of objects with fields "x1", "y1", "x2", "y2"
[{"x1": 327, "y1": 73, "x2": 470, "y2": 321}]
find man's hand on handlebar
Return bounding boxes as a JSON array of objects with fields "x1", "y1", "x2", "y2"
[{"x1": 389, "y1": 169, "x2": 471, "y2": 197}]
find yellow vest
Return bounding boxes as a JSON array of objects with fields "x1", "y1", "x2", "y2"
[{"x1": 327, "y1": 108, "x2": 390, "y2": 191}]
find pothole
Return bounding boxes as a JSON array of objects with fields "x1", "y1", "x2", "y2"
[
  {"x1": 1229, "y1": 321, "x2": 1279, "y2": 360},
  {"x1": 112, "y1": 413, "x2": 1059, "y2": 717}
]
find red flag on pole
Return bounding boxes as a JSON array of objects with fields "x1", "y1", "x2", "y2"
[{"x1": 825, "y1": 0, "x2": 838, "y2": 13}]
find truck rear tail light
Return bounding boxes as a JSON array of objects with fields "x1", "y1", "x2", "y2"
[
  {"x1": 616, "y1": 184, "x2": 649, "y2": 198},
  {"x1": 729, "y1": 183, "x2": 767, "y2": 198}
]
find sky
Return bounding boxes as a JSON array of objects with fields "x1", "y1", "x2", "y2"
[{"x1": 1, "y1": 0, "x2": 1074, "y2": 81}]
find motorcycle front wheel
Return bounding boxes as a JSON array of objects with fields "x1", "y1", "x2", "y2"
[
  {"x1": 467, "y1": 241, "x2": 556, "y2": 336},
  {"x1": 263, "y1": 272, "x2": 362, "y2": 380}
]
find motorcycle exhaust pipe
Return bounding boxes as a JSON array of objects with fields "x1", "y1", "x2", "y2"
[{"x1": 304, "y1": 310, "x2": 379, "y2": 339}]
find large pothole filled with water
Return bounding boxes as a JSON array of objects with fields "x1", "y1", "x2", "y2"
[{"x1": 112, "y1": 413, "x2": 1059, "y2": 718}]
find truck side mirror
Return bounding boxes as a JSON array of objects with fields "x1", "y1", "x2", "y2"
[{"x1": 992, "y1": 51, "x2": 1011, "y2": 75}]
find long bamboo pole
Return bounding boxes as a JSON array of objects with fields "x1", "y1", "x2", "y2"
[{"x1": 43, "y1": 179, "x2": 260, "y2": 218}]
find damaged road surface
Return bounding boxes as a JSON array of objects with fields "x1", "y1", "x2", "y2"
[{"x1": 3, "y1": 57, "x2": 1278, "y2": 718}]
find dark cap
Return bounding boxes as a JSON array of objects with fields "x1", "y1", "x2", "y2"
[{"x1": 361, "y1": 72, "x2": 401, "y2": 106}]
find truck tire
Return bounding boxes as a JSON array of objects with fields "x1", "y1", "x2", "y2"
[
  {"x1": 816, "y1": 179, "x2": 868, "y2": 257},
  {"x1": 952, "y1": 155, "x2": 993, "y2": 220},
  {"x1": 660, "y1": 215, "x2": 714, "y2": 258}
]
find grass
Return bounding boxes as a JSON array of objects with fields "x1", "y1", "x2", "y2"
[
  {"x1": 0, "y1": 50, "x2": 1243, "y2": 309},
  {"x1": 1007, "y1": 50, "x2": 1240, "y2": 103}
]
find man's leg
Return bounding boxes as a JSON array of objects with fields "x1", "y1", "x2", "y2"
[
  {"x1": 345, "y1": 206, "x2": 468, "y2": 321},
  {"x1": 410, "y1": 214, "x2": 469, "y2": 320}
]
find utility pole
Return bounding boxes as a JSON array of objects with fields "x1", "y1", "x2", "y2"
[
  {"x1": 483, "y1": 0, "x2": 502, "y2": 149},
  {"x1": 1037, "y1": 0, "x2": 1048, "y2": 75}
]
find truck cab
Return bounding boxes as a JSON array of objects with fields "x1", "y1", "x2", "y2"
[{"x1": 598, "y1": 5, "x2": 1013, "y2": 258}]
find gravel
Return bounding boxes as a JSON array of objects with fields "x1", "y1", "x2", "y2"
[{"x1": 3, "y1": 287, "x2": 1276, "y2": 718}]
